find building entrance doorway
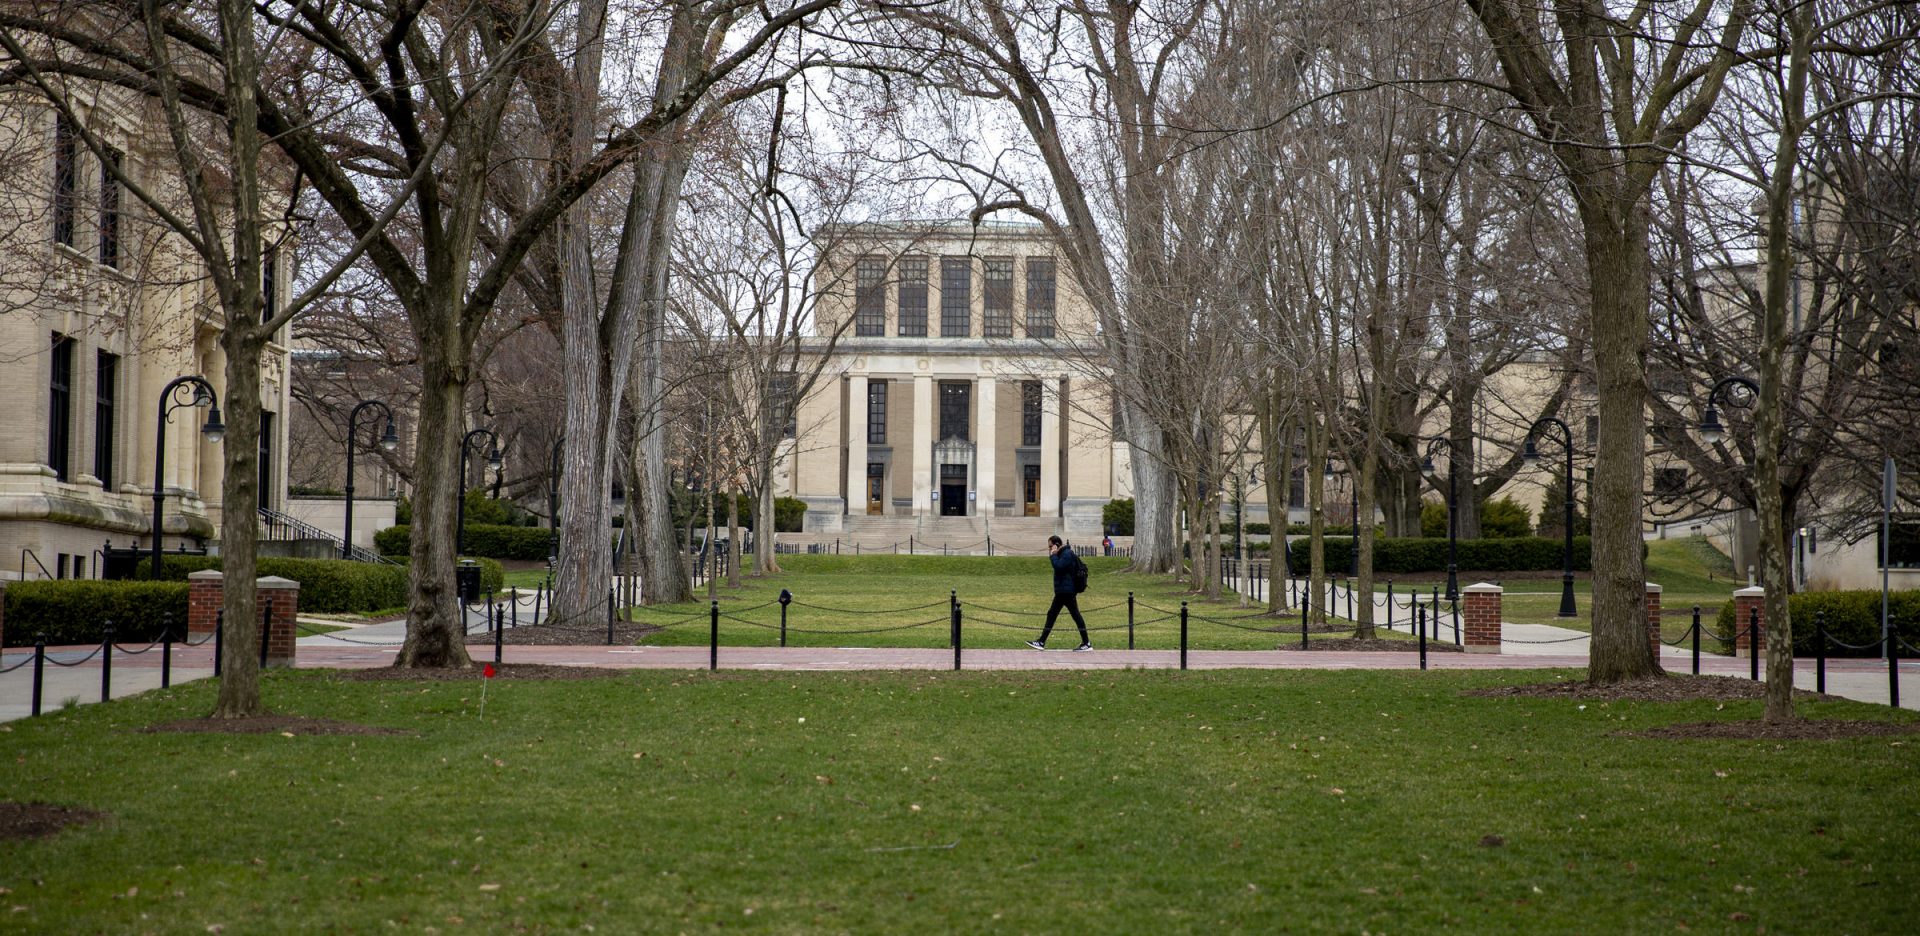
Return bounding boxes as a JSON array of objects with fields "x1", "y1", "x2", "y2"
[
  {"x1": 940, "y1": 464, "x2": 968, "y2": 516},
  {"x1": 1023, "y1": 464, "x2": 1041, "y2": 516},
  {"x1": 866, "y1": 464, "x2": 886, "y2": 515}
]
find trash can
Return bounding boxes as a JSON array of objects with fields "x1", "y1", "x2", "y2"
[{"x1": 456, "y1": 559, "x2": 481, "y2": 605}]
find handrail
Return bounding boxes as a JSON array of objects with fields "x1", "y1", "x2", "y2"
[
  {"x1": 257, "y1": 506, "x2": 397, "y2": 565},
  {"x1": 19, "y1": 548, "x2": 53, "y2": 580}
]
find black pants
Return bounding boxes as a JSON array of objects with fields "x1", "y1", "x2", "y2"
[{"x1": 1040, "y1": 592, "x2": 1088, "y2": 645}]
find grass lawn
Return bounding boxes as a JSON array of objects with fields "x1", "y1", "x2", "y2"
[
  {"x1": 621, "y1": 555, "x2": 1305, "y2": 651},
  {"x1": 2, "y1": 668, "x2": 1914, "y2": 932}
]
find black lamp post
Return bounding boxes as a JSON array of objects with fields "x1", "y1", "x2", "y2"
[
  {"x1": 1419, "y1": 437, "x2": 1460, "y2": 600},
  {"x1": 1523, "y1": 417, "x2": 1578, "y2": 618},
  {"x1": 457, "y1": 428, "x2": 502, "y2": 556},
  {"x1": 1698, "y1": 376, "x2": 1760, "y2": 446},
  {"x1": 1323, "y1": 457, "x2": 1357, "y2": 578},
  {"x1": 151, "y1": 376, "x2": 224, "y2": 577},
  {"x1": 342, "y1": 400, "x2": 399, "y2": 560}
]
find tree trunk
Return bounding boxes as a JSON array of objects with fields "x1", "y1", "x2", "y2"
[
  {"x1": 212, "y1": 331, "x2": 265, "y2": 716},
  {"x1": 1446, "y1": 404, "x2": 1482, "y2": 539},
  {"x1": 1258, "y1": 390, "x2": 1288, "y2": 612},
  {"x1": 1353, "y1": 425, "x2": 1380, "y2": 638},
  {"x1": 1126, "y1": 404, "x2": 1179, "y2": 574},
  {"x1": 756, "y1": 449, "x2": 781, "y2": 575},
  {"x1": 396, "y1": 355, "x2": 472, "y2": 668},
  {"x1": 1270, "y1": 410, "x2": 1293, "y2": 612},
  {"x1": 1307, "y1": 419, "x2": 1327, "y2": 627},
  {"x1": 727, "y1": 484, "x2": 742, "y2": 589},
  {"x1": 1584, "y1": 221, "x2": 1659, "y2": 683}
]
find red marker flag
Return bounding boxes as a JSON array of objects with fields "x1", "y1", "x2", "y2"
[{"x1": 483, "y1": 663, "x2": 497, "y2": 679}]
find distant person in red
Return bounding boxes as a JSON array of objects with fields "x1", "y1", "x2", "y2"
[{"x1": 1028, "y1": 535, "x2": 1090, "y2": 651}]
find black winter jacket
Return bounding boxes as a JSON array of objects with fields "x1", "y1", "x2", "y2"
[{"x1": 1050, "y1": 547, "x2": 1080, "y2": 594}]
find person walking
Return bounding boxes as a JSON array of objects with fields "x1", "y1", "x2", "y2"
[{"x1": 1028, "y1": 535, "x2": 1091, "y2": 651}]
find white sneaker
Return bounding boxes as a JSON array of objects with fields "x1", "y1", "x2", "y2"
[
  {"x1": 1073, "y1": 643, "x2": 1092, "y2": 652},
  {"x1": 1025, "y1": 640, "x2": 1046, "y2": 651}
]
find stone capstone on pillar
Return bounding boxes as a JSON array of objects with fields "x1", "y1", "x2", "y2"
[
  {"x1": 1645, "y1": 582, "x2": 1664, "y2": 656},
  {"x1": 1461, "y1": 582, "x2": 1503, "y2": 653},
  {"x1": 1732, "y1": 585, "x2": 1765, "y2": 657}
]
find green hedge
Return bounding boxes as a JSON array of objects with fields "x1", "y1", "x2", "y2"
[
  {"x1": 775, "y1": 497, "x2": 807, "y2": 533},
  {"x1": 375, "y1": 524, "x2": 553, "y2": 561},
  {"x1": 1713, "y1": 590, "x2": 1920, "y2": 658},
  {"x1": 135, "y1": 554, "x2": 503, "y2": 612},
  {"x1": 1103, "y1": 498, "x2": 1135, "y2": 536},
  {"x1": 3, "y1": 580, "x2": 188, "y2": 647},
  {"x1": 1288, "y1": 536, "x2": 1593, "y2": 575}
]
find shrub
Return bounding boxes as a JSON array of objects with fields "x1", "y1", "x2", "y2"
[
  {"x1": 133, "y1": 554, "x2": 502, "y2": 612},
  {"x1": 1288, "y1": 536, "x2": 1593, "y2": 575},
  {"x1": 1420, "y1": 497, "x2": 1533, "y2": 538},
  {"x1": 375, "y1": 524, "x2": 552, "y2": 561},
  {"x1": 4, "y1": 580, "x2": 188, "y2": 647},
  {"x1": 1712, "y1": 590, "x2": 1920, "y2": 658},
  {"x1": 1286, "y1": 523, "x2": 1358, "y2": 536},
  {"x1": 774, "y1": 497, "x2": 807, "y2": 533},
  {"x1": 1103, "y1": 498, "x2": 1135, "y2": 536}
]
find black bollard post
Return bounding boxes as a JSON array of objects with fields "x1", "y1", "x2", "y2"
[
  {"x1": 1418, "y1": 603, "x2": 1428, "y2": 671},
  {"x1": 1386, "y1": 581, "x2": 1394, "y2": 630},
  {"x1": 779, "y1": 589, "x2": 792, "y2": 647},
  {"x1": 1128, "y1": 591, "x2": 1136, "y2": 650},
  {"x1": 162, "y1": 615, "x2": 173, "y2": 689},
  {"x1": 1691, "y1": 606, "x2": 1701, "y2": 676},
  {"x1": 952, "y1": 603, "x2": 962, "y2": 672},
  {"x1": 948, "y1": 590, "x2": 958, "y2": 651},
  {"x1": 607, "y1": 588, "x2": 616, "y2": 646},
  {"x1": 495, "y1": 605, "x2": 504, "y2": 666},
  {"x1": 533, "y1": 584, "x2": 543, "y2": 625},
  {"x1": 32, "y1": 635, "x2": 46, "y2": 717},
  {"x1": 511, "y1": 589, "x2": 518, "y2": 629},
  {"x1": 1179, "y1": 601, "x2": 1189, "y2": 671},
  {"x1": 709, "y1": 601, "x2": 719, "y2": 671},
  {"x1": 214, "y1": 610, "x2": 224, "y2": 677},
  {"x1": 1749, "y1": 607, "x2": 1760, "y2": 681},
  {"x1": 1453, "y1": 599, "x2": 1462, "y2": 646},
  {"x1": 1346, "y1": 581, "x2": 1353, "y2": 621},
  {"x1": 1301, "y1": 598, "x2": 1309, "y2": 649},
  {"x1": 1889, "y1": 630, "x2": 1900, "y2": 709},
  {"x1": 101, "y1": 623, "x2": 113, "y2": 703},
  {"x1": 486, "y1": 591, "x2": 495, "y2": 632},
  {"x1": 1815, "y1": 610, "x2": 1826, "y2": 694}
]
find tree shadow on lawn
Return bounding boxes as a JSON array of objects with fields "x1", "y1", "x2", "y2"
[{"x1": 1465, "y1": 673, "x2": 1920, "y2": 740}]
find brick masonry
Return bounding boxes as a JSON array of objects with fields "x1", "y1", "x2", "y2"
[
  {"x1": 1462, "y1": 583, "x2": 1502, "y2": 653},
  {"x1": 1645, "y1": 582, "x2": 1663, "y2": 656},
  {"x1": 183, "y1": 570, "x2": 301, "y2": 667},
  {"x1": 1733, "y1": 585, "x2": 1764, "y2": 657}
]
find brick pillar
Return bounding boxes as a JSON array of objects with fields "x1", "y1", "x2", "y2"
[
  {"x1": 187, "y1": 569, "x2": 224, "y2": 636},
  {"x1": 257, "y1": 576, "x2": 300, "y2": 668},
  {"x1": 1461, "y1": 582, "x2": 1502, "y2": 653},
  {"x1": 1732, "y1": 585, "x2": 1764, "y2": 657},
  {"x1": 1645, "y1": 582, "x2": 1663, "y2": 655}
]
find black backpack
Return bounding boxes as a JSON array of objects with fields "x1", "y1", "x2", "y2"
[{"x1": 1071, "y1": 553, "x2": 1089, "y2": 593}]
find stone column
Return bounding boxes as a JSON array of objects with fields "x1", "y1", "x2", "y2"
[
  {"x1": 975, "y1": 377, "x2": 996, "y2": 517},
  {"x1": 1732, "y1": 585, "x2": 1765, "y2": 656},
  {"x1": 845, "y1": 374, "x2": 867, "y2": 516},
  {"x1": 1645, "y1": 582, "x2": 1663, "y2": 656},
  {"x1": 188, "y1": 569, "x2": 223, "y2": 636},
  {"x1": 1039, "y1": 377, "x2": 1062, "y2": 517},
  {"x1": 257, "y1": 576, "x2": 300, "y2": 668},
  {"x1": 1461, "y1": 582, "x2": 1502, "y2": 653},
  {"x1": 912, "y1": 374, "x2": 934, "y2": 517}
]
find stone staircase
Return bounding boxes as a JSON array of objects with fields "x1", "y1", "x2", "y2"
[{"x1": 800, "y1": 515, "x2": 1065, "y2": 556}]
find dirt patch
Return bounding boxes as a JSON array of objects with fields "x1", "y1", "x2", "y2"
[
  {"x1": 326, "y1": 663, "x2": 625, "y2": 682},
  {"x1": 140, "y1": 715, "x2": 410, "y2": 736},
  {"x1": 0, "y1": 802, "x2": 104, "y2": 841},
  {"x1": 1462, "y1": 674, "x2": 1826, "y2": 703},
  {"x1": 1626, "y1": 720, "x2": 1920, "y2": 741},
  {"x1": 1281, "y1": 637, "x2": 1464, "y2": 653},
  {"x1": 463, "y1": 622, "x2": 663, "y2": 647}
]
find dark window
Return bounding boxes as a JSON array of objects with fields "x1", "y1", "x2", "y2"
[
  {"x1": 259, "y1": 410, "x2": 275, "y2": 510},
  {"x1": 262, "y1": 246, "x2": 278, "y2": 324},
  {"x1": 940, "y1": 258, "x2": 970, "y2": 337},
  {"x1": 1288, "y1": 466, "x2": 1307, "y2": 508},
  {"x1": 1026, "y1": 258, "x2": 1056, "y2": 338},
  {"x1": 1584, "y1": 414, "x2": 1598, "y2": 445},
  {"x1": 1881, "y1": 519, "x2": 1920, "y2": 569},
  {"x1": 938, "y1": 381, "x2": 971, "y2": 440},
  {"x1": 1021, "y1": 381, "x2": 1042, "y2": 446},
  {"x1": 95, "y1": 351, "x2": 117, "y2": 488},
  {"x1": 48, "y1": 333, "x2": 73, "y2": 480},
  {"x1": 53, "y1": 115, "x2": 77, "y2": 246},
  {"x1": 57, "y1": 554, "x2": 68, "y2": 580},
  {"x1": 897, "y1": 258, "x2": 928, "y2": 336},
  {"x1": 867, "y1": 380, "x2": 887, "y2": 445},
  {"x1": 771, "y1": 373, "x2": 797, "y2": 439},
  {"x1": 98, "y1": 147, "x2": 121, "y2": 267},
  {"x1": 854, "y1": 256, "x2": 885, "y2": 336},
  {"x1": 1653, "y1": 467, "x2": 1688, "y2": 498},
  {"x1": 983, "y1": 258, "x2": 1014, "y2": 337}
]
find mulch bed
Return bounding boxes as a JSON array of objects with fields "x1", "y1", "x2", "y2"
[
  {"x1": 1462, "y1": 674, "x2": 1825, "y2": 703},
  {"x1": 140, "y1": 715, "x2": 410, "y2": 736},
  {"x1": 462, "y1": 622, "x2": 664, "y2": 647},
  {"x1": 0, "y1": 802, "x2": 104, "y2": 841},
  {"x1": 326, "y1": 663, "x2": 625, "y2": 682},
  {"x1": 1281, "y1": 638, "x2": 1464, "y2": 653},
  {"x1": 1625, "y1": 720, "x2": 1920, "y2": 741}
]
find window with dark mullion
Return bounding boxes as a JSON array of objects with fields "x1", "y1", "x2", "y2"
[
  {"x1": 938, "y1": 381, "x2": 971, "y2": 440},
  {"x1": 940, "y1": 258, "x2": 970, "y2": 337},
  {"x1": 983, "y1": 258, "x2": 1013, "y2": 337},
  {"x1": 1026, "y1": 258, "x2": 1056, "y2": 338},
  {"x1": 52, "y1": 115, "x2": 77, "y2": 247},
  {"x1": 98, "y1": 147, "x2": 121, "y2": 267},
  {"x1": 867, "y1": 380, "x2": 887, "y2": 444},
  {"x1": 48, "y1": 334, "x2": 73, "y2": 480},
  {"x1": 95, "y1": 350, "x2": 117, "y2": 488},
  {"x1": 262, "y1": 246, "x2": 278, "y2": 324},
  {"x1": 897, "y1": 258, "x2": 928, "y2": 336},
  {"x1": 259, "y1": 410, "x2": 276, "y2": 510},
  {"x1": 853, "y1": 256, "x2": 885, "y2": 335},
  {"x1": 1021, "y1": 381, "x2": 1041, "y2": 446}
]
